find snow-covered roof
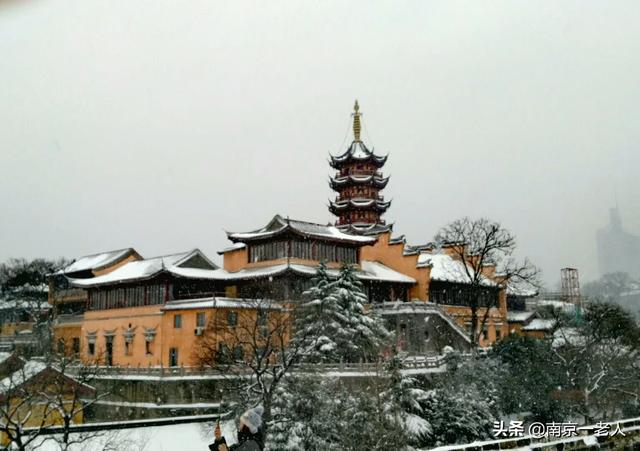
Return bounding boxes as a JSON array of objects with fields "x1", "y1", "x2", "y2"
[
  {"x1": 0, "y1": 359, "x2": 46, "y2": 393},
  {"x1": 552, "y1": 327, "x2": 585, "y2": 347},
  {"x1": 213, "y1": 261, "x2": 415, "y2": 284},
  {"x1": 227, "y1": 215, "x2": 376, "y2": 244},
  {"x1": 162, "y1": 297, "x2": 282, "y2": 311},
  {"x1": 528, "y1": 298, "x2": 578, "y2": 312},
  {"x1": 168, "y1": 267, "x2": 222, "y2": 280},
  {"x1": 404, "y1": 242, "x2": 435, "y2": 254},
  {"x1": 336, "y1": 222, "x2": 393, "y2": 236},
  {"x1": 71, "y1": 249, "x2": 218, "y2": 288},
  {"x1": 329, "y1": 198, "x2": 391, "y2": 212},
  {"x1": 507, "y1": 279, "x2": 539, "y2": 297},
  {"x1": 329, "y1": 174, "x2": 389, "y2": 189},
  {"x1": 217, "y1": 242, "x2": 247, "y2": 255},
  {"x1": 522, "y1": 318, "x2": 556, "y2": 332},
  {"x1": 418, "y1": 253, "x2": 497, "y2": 286},
  {"x1": 506, "y1": 310, "x2": 536, "y2": 323},
  {"x1": 329, "y1": 140, "x2": 388, "y2": 168},
  {"x1": 359, "y1": 261, "x2": 415, "y2": 283},
  {"x1": 62, "y1": 248, "x2": 138, "y2": 274}
]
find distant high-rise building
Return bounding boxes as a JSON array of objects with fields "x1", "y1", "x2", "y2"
[{"x1": 596, "y1": 207, "x2": 640, "y2": 278}]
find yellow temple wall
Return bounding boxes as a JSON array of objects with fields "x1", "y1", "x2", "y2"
[{"x1": 359, "y1": 232, "x2": 430, "y2": 301}]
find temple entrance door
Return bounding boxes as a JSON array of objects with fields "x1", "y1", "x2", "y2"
[
  {"x1": 169, "y1": 347, "x2": 178, "y2": 367},
  {"x1": 105, "y1": 337, "x2": 113, "y2": 366}
]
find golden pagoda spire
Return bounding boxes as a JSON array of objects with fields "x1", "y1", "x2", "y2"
[{"x1": 352, "y1": 99, "x2": 361, "y2": 142}]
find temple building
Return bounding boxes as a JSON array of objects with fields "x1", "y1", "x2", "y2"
[
  {"x1": 41, "y1": 101, "x2": 552, "y2": 367},
  {"x1": 327, "y1": 102, "x2": 512, "y2": 345},
  {"x1": 329, "y1": 100, "x2": 392, "y2": 235},
  {"x1": 48, "y1": 248, "x2": 143, "y2": 357},
  {"x1": 219, "y1": 214, "x2": 414, "y2": 303},
  {"x1": 69, "y1": 249, "x2": 223, "y2": 366}
]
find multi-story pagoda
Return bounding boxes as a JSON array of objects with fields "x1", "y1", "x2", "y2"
[{"x1": 329, "y1": 101, "x2": 392, "y2": 235}]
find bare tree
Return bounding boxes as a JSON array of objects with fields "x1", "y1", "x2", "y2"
[
  {"x1": 0, "y1": 354, "x2": 110, "y2": 451},
  {"x1": 39, "y1": 355, "x2": 109, "y2": 451},
  {"x1": 0, "y1": 361, "x2": 56, "y2": 451},
  {"x1": 194, "y1": 296, "x2": 310, "y2": 442},
  {"x1": 434, "y1": 217, "x2": 539, "y2": 345},
  {"x1": 551, "y1": 302, "x2": 640, "y2": 422}
]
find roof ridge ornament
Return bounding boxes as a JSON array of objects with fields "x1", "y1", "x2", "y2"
[{"x1": 352, "y1": 99, "x2": 361, "y2": 142}]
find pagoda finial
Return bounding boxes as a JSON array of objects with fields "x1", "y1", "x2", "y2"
[{"x1": 352, "y1": 99, "x2": 361, "y2": 142}]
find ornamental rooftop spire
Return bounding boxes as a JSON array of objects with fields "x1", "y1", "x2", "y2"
[
  {"x1": 353, "y1": 99, "x2": 361, "y2": 142},
  {"x1": 328, "y1": 101, "x2": 392, "y2": 236}
]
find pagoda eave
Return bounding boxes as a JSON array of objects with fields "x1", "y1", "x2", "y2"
[
  {"x1": 329, "y1": 200, "x2": 391, "y2": 213},
  {"x1": 329, "y1": 154, "x2": 388, "y2": 169},
  {"x1": 329, "y1": 175, "x2": 389, "y2": 190}
]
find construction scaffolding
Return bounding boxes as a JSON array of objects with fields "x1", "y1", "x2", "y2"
[{"x1": 560, "y1": 267, "x2": 582, "y2": 307}]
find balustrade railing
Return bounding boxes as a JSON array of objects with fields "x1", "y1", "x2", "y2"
[{"x1": 67, "y1": 355, "x2": 449, "y2": 378}]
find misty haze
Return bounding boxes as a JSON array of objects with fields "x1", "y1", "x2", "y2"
[
  {"x1": 1, "y1": 2, "x2": 640, "y2": 450},
  {"x1": 1, "y1": 1, "x2": 638, "y2": 288}
]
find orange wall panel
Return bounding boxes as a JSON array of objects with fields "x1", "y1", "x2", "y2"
[
  {"x1": 82, "y1": 306, "x2": 164, "y2": 366},
  {"x1": 223, "y1": 248, "x2": 249, "y2": 272},
  {"x1": 359, "y1": 232, "x2": 429, "y2": 301}
]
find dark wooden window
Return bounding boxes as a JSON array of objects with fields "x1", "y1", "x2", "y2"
[{"x1": 174, "y1": 314, "x2": 182, "y2": 328}]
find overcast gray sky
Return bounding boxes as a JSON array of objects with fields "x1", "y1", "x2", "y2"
[{"x1": 1, "y1": 1, "x2": 638, "y2": 286}]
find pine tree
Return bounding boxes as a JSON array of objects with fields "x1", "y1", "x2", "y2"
[
  {"x1": 418, "y1": 386, "x2": 495, "y2": 448},
  {"x1": 267, "y1": 376, "x2": 342, "y2": 451},
  {"x1": 381, "y1": 354, "x2": 431, "y2": 447},
  {"x1": 293, "y1": 262, "x2": 339, "y2": 363},
  {"x1": 295, "y1": 263, "x2": 391, "y2": 363},
  {"x1": 330, "y1": 263, "x2": 391, "y2": 362}
]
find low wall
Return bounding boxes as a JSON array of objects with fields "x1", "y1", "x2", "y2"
[{"x1": 85, "y1": 363, "x2": 445, "y2": 421}]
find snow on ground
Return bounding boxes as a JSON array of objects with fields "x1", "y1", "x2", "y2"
[{"x1": 28, "y1": 419, "x2": 237, "y2": 451}]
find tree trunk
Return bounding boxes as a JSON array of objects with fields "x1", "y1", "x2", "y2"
[
  {"x1": 262, "y1": 393, "x2": 272, "y2": 440},
  {"x1": 63, "y1": 415, "x2": 71, "y2": 449},
  {"x1": 470, "y1": 302, "x2": 479, "y2": 347}
]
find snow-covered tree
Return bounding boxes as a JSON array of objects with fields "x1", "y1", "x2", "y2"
[
  {"x1": 267, "y1": 376, "x2": 340, "y2": 451},
  {"x1": 416, "y1": 355, "x2": 503, "y2": 448},
  {"x1": 491, "y1": 334, "x2": 567, "y2": 422},
  {"x1": 381, "y1": 354, "x2": 430, "y2": 447},
  {"x1": 434, "y1": 217, "x2": 539, "y2": 345},
  {"x1": 295, "y1": 263, "x2": 391, "y2": 363},
  {"x1": 330, "y1": 264, "x2": 391, "y2": 362},
  {"x1": 583, "y1": 272, "x2": 640, "y2": 315},
  {"x1": 0, "y1": 257, "x2": 68, "y2": 356},
  {"x1": 194, "y1": 296, "x2": 313, "y2": 445},
  {"x1": 39, "y1": 356, "x2": 109, "y2": 451},
  {"x1": 293, "y1": 262, "x2": 338, "y2": 362},
  {"x1": 551, "y1": 302, "x2": 640, "y2": 422},
  {"x1": 418, "y1": 385, "x2": 495, "y2": 448},
  {"x1": 268, "y1": 367, "x2": 421, "y2": 451}
]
